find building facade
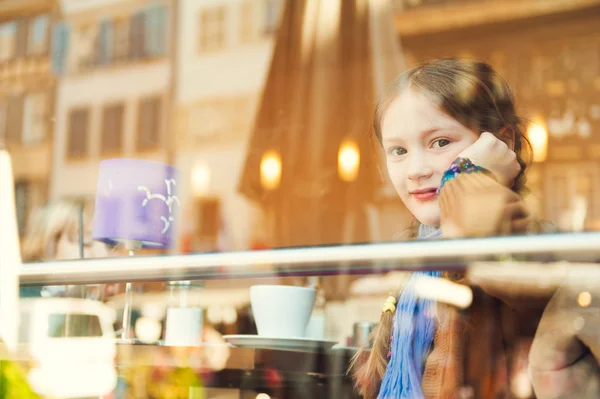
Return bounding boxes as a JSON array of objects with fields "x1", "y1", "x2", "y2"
[
  {"x1": 174, "y1": 0, "x2": 282, "y2": 251},
  {"x1": 50, "y1": 0, "x2": 174, "y2": 201},
  {"x1": 0, "y1": 0, "x2": 56, "y2": 234}
]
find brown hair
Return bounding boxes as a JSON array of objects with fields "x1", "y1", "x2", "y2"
[
  {"x1": 351, "y1": 58, "x2": 532, "y2": 398},
  {"x1": 374, "y1": 58, "x2": 531, "y2": 193}
]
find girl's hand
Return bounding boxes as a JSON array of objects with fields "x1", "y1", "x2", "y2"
[{"x1": 458, "y1": 132, "x2": 521, "y2": 187}]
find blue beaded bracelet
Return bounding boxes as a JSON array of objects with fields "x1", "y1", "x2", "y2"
[{"x1": 438, "y1": 157, "x2": 492, "y2": 194}]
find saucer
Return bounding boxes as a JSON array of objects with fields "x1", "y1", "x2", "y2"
[{"x1": 223, "y1": 335, "x2": 338, "y2": 352}]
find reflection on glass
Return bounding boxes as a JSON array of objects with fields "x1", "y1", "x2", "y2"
[
  {"x1": 338, "y1": 140, "x2": 360, "y2": 182},
  {"x1": 48, "y1": 313, "x2": 103, "y2": 338},
  {"x1": 260, "y1": 150, "x2": 282, "y2": 190},
  {"x1": 3, "y1": 0, "x2": 600, "y2": 398},
  {"x1": 578, "y1": 291, "x2": 592, "y2": 308},
  {"x1": 527, "y1": 120, "x2": 548, "y2": 163},
  {"x1": 191, "y1": 161, "x2": 211, "y2": 197}
]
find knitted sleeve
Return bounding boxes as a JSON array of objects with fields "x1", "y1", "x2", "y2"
[
  {"x1": 438, "y1": 172, "x2": 530, "y2": 238},
  {"x1": 438, "y1": 171, "x2": 554, "y2": 310},
  {"x1": 423, "y1": 173, "x2": 540, "y2": 398}
]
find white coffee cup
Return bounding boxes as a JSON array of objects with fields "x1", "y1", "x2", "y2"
[
  {"x1": 250, "y1": 285, "x2": 316, "y2": 338},
  {"x1": 164, "y1": 307, "x2": 203, "y2": 346}
]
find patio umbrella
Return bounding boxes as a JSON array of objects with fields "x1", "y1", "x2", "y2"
[{"x1": 239, "y1": 0, "x2": 403, "y2": 248}]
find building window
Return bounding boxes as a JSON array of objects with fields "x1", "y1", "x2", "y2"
[
  {"x1": 0, "y1": 22, "x2": 17, "y2": 61},
  {"x1": 240, "y1": 1, "x2": 255, "y2": 43},
  {"x1": 130, "y1": 5, "x2": 168, "y2": 60},
  {"x1": 137, "y1": 96, "x2": 162, "y2": 150},
  {"x1": 15, "y1": 19, "x2": 29, "y2": 58},
  {"x1": 28, "y1": 15, "x2": 49, "y2": 56},
  {"x1": 5, "y1": 95, "x2": 24, "y2": 144},
  {"x1": 52, "y1": 22, "x2": 70, "y2": 75},
  {"x1": 14, "y1": 181, "x2": 46, "y2": 236},
  {"x1": 76, "y1": 24, "x2": 98, "y2": 71},
  {"x1": 264, "y1": 0, "x2": 281, "y2": 35},
  {"x1": 101, "y1": 103, "x2": 124, "y2": 154},
  {"x1": 97, "y1": 19, "x2": 114, "y2": 65},
  {"x1": 196, "y1": 197, "x2": 221, "y2": 252},
  {"x1": 67, "y1": 108, "x2": 90, "y2": 159},
  {"x1": 129, "y1": 11, "x2": 146, "y2": 59},
  {"x1": 0, "y1": 99, "x2": 7, "y2": 142},
  {"x1": 113, "y1": 17, "x2": 129, "y2": 62},
  {"x1": 145, "y1": 4, "x2": 168, "y2": 57},
  {"x1": 198, "y1": 6, "x2": 226, "y2": 53},
  {"x1": 22, "y1": 92, "x2": 49, "y2": 145},
  {"x1": 65, "y1": 5, "x2": 168, "y2": 70},
  {"x1": 14, "y1": 180, "x2": 28, "y2": 235}
]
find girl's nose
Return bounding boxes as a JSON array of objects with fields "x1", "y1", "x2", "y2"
[{"x1": 407, "y1": 154, "x2": 433, "y2": 181}]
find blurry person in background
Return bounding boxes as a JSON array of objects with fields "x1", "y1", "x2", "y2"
[
  {"x1": 527, "y1": 269, "x2": 600, "y2": 398},
  {"x1": 20, "y1": 199, "x2": 109, "y2": 298}
]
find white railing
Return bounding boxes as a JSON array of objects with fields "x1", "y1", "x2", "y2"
[{"x1": 19, "y1": 232, "x2": 600, "y2": 285}]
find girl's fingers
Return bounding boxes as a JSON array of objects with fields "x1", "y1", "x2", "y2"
[
  {"x1": 504, "y1": 200, "x2": 529, "y2": 221},
  {"x1": 511, "y1": 218, "x2": 531, "y2": 234}
]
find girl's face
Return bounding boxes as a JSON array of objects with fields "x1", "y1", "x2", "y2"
[{"x1": 381, "y1": 88, "x2": 479, "y2": 227}]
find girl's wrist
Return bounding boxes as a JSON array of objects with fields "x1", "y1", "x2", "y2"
[{"x1": 438, "y1": 157, "x2": 494, "y2": 193}]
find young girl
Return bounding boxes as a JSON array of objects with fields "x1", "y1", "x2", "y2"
[{"x1": 353, "y1": 58, "x2": 547, "y2": 398}]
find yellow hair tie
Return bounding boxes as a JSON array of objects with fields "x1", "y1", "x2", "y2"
[{"x1": 382, "y1": 295, "x2": 396, "y2": 314}]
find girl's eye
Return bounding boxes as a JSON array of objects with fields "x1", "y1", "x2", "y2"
[
  {"x1": 389, "y1": 147, "x2": 407, "y2": 156},
  {"x1": 432, "y1": 139, "x2": 451, "y2": 148}
]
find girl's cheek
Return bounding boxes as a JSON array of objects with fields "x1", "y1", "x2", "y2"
[{"x1": 387, "y1": 169, "x2": 405, "y2": 184}]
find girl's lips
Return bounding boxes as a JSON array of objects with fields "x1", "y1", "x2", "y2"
[{"x1": 411, "y1": 189, "x2": 438, "y2": 201}]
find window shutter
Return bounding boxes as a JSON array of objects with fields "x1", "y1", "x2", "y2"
[
  {"x1": 129, "y1": 11, "x2": 145, "y2": 59},
  {"x1": 98, "y1": 19, "x2": 114, "y2": 65},
  {"x1": 6, "y1": 95, "x2": 24, "y2": 144},
  {"x1": 51, "y1": 22, "x2": 70, "y2": 75},
  {"x1": 144, "y1": 4, "x2": 168, "y2": 57}
]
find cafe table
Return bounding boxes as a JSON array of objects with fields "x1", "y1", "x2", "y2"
[{"x1": 115, "y1": 343, "x2": 362, "y2": 399}]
